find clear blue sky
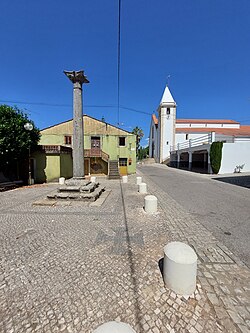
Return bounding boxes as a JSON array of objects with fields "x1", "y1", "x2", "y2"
[{"x1": 1, "y1": 0, "x2": 250, "y2": 147}]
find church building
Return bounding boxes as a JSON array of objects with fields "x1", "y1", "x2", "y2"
[{"x1": 149, "y1": 86, "x2": 250, "y2": 173}]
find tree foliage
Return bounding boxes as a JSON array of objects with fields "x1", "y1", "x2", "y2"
[
  {"x1": 0, "y1": 105, "x2": 40, "y2": 172},
  {"x1": 132, "y1": 126, "x2": 144, "y2": 157},
  {"x1": 138, "y1": 146, "x2": 149, "y2": 160},
  {"x1": 210, "y1": 141, "x2": 223, "y2": 174}
]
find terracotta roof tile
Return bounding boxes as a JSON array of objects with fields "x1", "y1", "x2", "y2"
[
  {"x1": 152, "y1": 114, "x2": 158, "y2": 125},
  {"x1": 176, "y1": 126, "x2": 250, "y2": 136},
  {"x1": 176, "y1": 119, "x2": 239, "y2": 124}
]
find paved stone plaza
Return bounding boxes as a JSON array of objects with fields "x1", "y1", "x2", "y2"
[{"x1": 0, "y1": 175, "x2": 249, "y2": 332}]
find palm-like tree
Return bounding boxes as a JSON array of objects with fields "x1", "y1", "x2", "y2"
[{"x1": 132, "y1": 126, "x2": 144, "y2": 158}]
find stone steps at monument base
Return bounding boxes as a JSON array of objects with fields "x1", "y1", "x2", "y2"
[{"x1": 47, "y1": 185, "x2": 105, "y2": 201}]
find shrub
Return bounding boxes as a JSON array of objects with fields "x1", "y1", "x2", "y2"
[{"x1": 210, "y1": 142, "x2": 223, "y2": 174}]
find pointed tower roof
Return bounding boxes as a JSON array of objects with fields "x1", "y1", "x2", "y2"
[{"x1": 160, "y1": 85, "x2": 176, "y2": 105}]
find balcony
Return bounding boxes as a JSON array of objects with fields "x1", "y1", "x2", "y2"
[
  {"x1": 40, "y1": 146, "x2": 109, "y2": 161},
  {"x1": 84, "y1": 149, "x2": 109, "y2": 162}
]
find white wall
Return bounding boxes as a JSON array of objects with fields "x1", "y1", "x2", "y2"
[
  {"x1": 158, "y1": 105, "x2": 175, "y2": 162},
  {"x1": 219, "y1": 142, "x2": 250, "y2": 174},
  {"x1": 175, "y1": 133, "x2": 209, "y2": 145}
]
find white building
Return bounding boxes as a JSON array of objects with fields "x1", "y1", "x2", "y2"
[{"x1": 149, "y1": 86, "x2": 250, "y2": 174}]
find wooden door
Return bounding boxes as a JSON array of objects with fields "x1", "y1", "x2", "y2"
[
  {"x1": 91, "y1": 137, "x2": 101, "y2": 156},
  {"x1": 119, "y1": 158, "x2": 128, "y2": 175}
]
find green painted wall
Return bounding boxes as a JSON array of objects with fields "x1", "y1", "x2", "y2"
[
  {"x1": 100, "y1": 134, "x2": 136, "y2": 174},
  {"x1": 33, "y1": 152, "x2": 72, "y2": 183},
  {"x1": 102, "y1": 135, "x2": 136, "y2": 174},
  {"x1": 45, "y1": 155, "x2": 60, "y2": 182},
  {"x1": 40, "y1": 134, "x2": 63, "y2": 145},
  {"x1": 39, "y1": 132, "x2": 136, "y2": 176},
  {"x1": 60, "y1": 154, "x2": 73, "y2": 179},
  {"x1": 33, "y1": 151, "x2": 47, "y2": 183}
]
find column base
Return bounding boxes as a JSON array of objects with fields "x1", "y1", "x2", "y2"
[{"x1": 65, "y1": 177, "x2": 88, "y2": 186}]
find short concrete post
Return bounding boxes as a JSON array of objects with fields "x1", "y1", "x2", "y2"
[
  {"x1": 138, "y1": 182, "x2": 147, "y2": 193},
  {"x1": 90, "y1": 176, "x2": 96, "y2": 183},
  {"x1": 122, "y1": 175, "x2": 128, "y2": 183},
  {"x1": 136, "y1": 176, "x2": 142, "y2": 185},
  {"x1": 163, "y1": 241, "x2": 197, "y2": 295},
  {"x1": 59, "y1": 177, "x2": 65, "y2": 185},
  {"x1": 144, "y1": 195, "x2": 157, "y2": 213},
  {"x1": 93, "y1": 321, "x2": 136, "y2": 333}
]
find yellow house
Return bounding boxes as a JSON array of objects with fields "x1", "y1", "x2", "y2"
[{"x1": 33, "y1": 115, "x2": 136, "y2": 182}]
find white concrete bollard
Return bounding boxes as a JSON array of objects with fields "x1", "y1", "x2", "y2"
[
  {"x1": 93, "y1": 321, "x2": 136, "y2": 333},
  {"x1": 136, "y1": 176, "x2": 142, "y2": 185},
  {"x1": 59, "y1": 177, "x2": 65, "y2": 185},
  {"x1": 90, "y1": 176, "x2": 96, "y2": 183},
  {"x1": 122, "y1": 175, "x2": 128, "y2": 183},
  {"x1": 144, "y1": 195, "x2": 157, "y2": 213},
  {"x1": 138, "y1": 182, "x2": 147, "y2": 193},
  {"x1": 163, "y1": 241, "x2": 197, "y2": 295}
]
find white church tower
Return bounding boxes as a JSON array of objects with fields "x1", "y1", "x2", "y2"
[{"x1": 157, "y1": 85, "x2": 176, "y2": 163}]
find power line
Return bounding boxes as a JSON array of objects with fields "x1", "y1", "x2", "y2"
[
  {"x1": 0, "y1": 98, "x2": 153, "y2": 116},
  {"x1": 120, "y1": 105, "x2": 151, "y2": 116},
  {"x1": 0, "y1": 100, "x2": 71, "y2": 107},
  {"x1": 0, "y1": 99, "x2": 116, "y2": 108}
]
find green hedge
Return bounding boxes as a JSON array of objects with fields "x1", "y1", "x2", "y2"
[{"x1": 210, "y1": 142, "x2": 223, "y2": 174}]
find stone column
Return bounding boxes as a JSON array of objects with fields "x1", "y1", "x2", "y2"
[{"x1": 64, "y1": 70, "x2": 89, "y2": 179}]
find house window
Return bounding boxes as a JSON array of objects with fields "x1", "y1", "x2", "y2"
[
  {"x1": 167, "y1": 108, "x2": 170, "y2": 115},
  {"x1": 186, "y1": 134, "x2": 189, "y2": 140},
  {"x1": 64, "y1": 135, "x2": 72, "y2": 145},
  {"x1": 119, "y1": 137, "x2": 126, "y2": 146},
  {"x1": 119, "y1": 158, "x2": 127, "y2": 166}
]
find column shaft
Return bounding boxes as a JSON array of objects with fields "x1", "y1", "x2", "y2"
[{"x1": 73, "y1": 82, "x2": 84, "y2": 178}]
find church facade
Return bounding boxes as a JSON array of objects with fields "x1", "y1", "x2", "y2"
[{"x1": 149, "y1": 86, "x2": 250, "y2": 173}]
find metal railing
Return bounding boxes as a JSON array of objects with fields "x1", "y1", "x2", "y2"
[
  {"x1": 170, "y1": 133, "x2": 212, "y2": 152},
  {"x1": 170, "y1": 132, "x2": 250, "y2": 153}
]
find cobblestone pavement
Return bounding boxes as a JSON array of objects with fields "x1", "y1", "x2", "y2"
[{"x1": 0, "y1": 178, "x2": 249, "y2": 333}]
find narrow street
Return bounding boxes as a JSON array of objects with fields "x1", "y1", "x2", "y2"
[{"x1": 138, "y1": 164, "x2": 250, "y2": 268}]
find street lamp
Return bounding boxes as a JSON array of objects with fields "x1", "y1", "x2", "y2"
[{"x1": 24, "y1": 122, "x2": 33, "y2": 185}]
